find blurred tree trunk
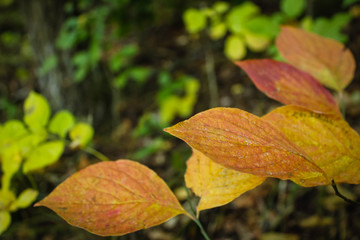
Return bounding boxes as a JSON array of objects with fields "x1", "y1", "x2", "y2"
[{"x1": 18, "y1": 0, "x2": 112, "y2": 127}]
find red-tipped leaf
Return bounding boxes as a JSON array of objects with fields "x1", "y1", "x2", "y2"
[{"x1": 236, "y1": 59, "x2": 340, "y2": 114}]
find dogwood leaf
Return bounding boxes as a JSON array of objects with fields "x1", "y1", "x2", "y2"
[
  {"x1": 263, "y1": 105, "x2": 360, "y2": 185},
  {"x1": 35, "y1": 160, "x2": 187, "y2": 236},
  {"x1": 276, "y1": 26, "x2": 355, "y2": 91},
  {"x1": 236, "y1": 59, "x2": 340, "y2": 114},
  {"x1": 185, "y1": 149, "x2": 266, "y2": 214},
  {"x1": 165, "y1": 107, "x2": 326, "y2": 187}
]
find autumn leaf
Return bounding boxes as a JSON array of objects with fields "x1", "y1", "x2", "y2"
[
  {"x1": 236, "y1": 59, "x2": 340, "y2": 115},
  {"x1": 263, "y1": 105, "x2": 360, "y2": 185},
  {"x1": 185, "y1": 149, "x2": 266, "y2": 214},
  {"x1": 35, "y1": 160, "x2": 188, "y2": 236},
  {"x1": 165, "y1": 108, "x2": 326, "y2": 187},
  {"x1": 276, "y1": 26, "x2": 355, "y2": 91}
]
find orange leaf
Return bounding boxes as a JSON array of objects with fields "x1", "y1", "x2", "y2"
[
  {"x1": 35, "y1": 160, "x2": 187, "y2": 236},
  {"x1": 276, "y1": 26, "x2": 355, "y2": 91},
  {"x1": 263, "y1": 105, "x2": 360, "y2": 185},
  {"x1": 165, "y1": 108, "x2": 326, "y2": 187},
  {"x1": 236, "y1": 59, "x2": 340, "y2": 114},
  {"x1": 185, "y1": 149, "x2": 266, "y2": 214}
]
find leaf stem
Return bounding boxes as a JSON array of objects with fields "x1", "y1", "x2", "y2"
[
  {"x1": 83, "y1": 146, "x2": 110, "y2": 161},
  {"x1": 184, "y1": 186, "x2": 197, "y2": 217},
  {"x1": 192, "y1": 218, "x2": 211, "y2": 240},
  {"x1": 184, "y1": 186, "x2": 211, "y2": 239},
  {"x1": 26, "y1": 173, "x2": 38, "y2": 190},
  {"x1": 331, "y1": 180, "x2": 360, "y2": 205}
]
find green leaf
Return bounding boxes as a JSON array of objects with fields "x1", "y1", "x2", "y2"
[
  {"x1": 113, "y1": 72, "x2": 129, "y2": 89},
  {"x1": 17, "y1": 132, "x2": 47, "y2": 157},
  {"x1": 224, "y1": 35, "x2": 246, "y2": 60},
  {"x1": 0, "y1": 187, "x2": 16, "y2": 208},
  {"x1": 23, "y1": 92, "x2": 51, "y2": 132},
  {"x1": 128, "y1": 67, "x2": 152, "y2": 84},
  {"x1": 226, "y1": 2, "x2": 259, "y2": 34},
  {"x1": 1, "y1": 145, "x2": 22, "y2": 190},
  {"x1": 183, "y1": 8, "x2": 207, "y2": 34},
  {"x1": 69, "y1": 123, "x2": 94, "y2": 148},
  {"x1": 0, "y1": 120, "x2": 28, "y2": 147},
  {"x1": 49, "y1": 110, "x2": 76, "y2": 138},
  {"x1": 213, "y1": 1, "x2": 229, "y2": 14},
  {"x1": 39, "y1": 55, "x2": 58, "y2": 76},
  {"x1": 312, "y1": 13, "x2": 351, "y2": 43},
  {"x1": 210, "y1": 22, "x2": 227, "y2": 40},
  {"x1": 244, "y1": 16, "x2": 280, "y2": 38},
  {"x1": 23, "y1": 140, "x2": 65, "y2": 174},
  {"x1": 13, "y1": 188, "x2": 39, "y2": 209},
  {"x1": 343, "y1": 0, "x2": 360, "y2": 7},
  {"x1": 0, "y1": 211, "x2": 11, "y2": 235},
  {"x1": 280, "y1": 0, "x2": 306, "y2": 18}
]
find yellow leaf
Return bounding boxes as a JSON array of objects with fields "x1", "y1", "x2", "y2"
[
  {"x1": 263, "y1": 105, "x2": 360, "y2": 185},
  {"x1": 224, "y1": 35, "x2": 246, "y2": 60},
  {"x1": 244, "y1": 32, "x2": 270, "y2": 52},
  {"x1": 13, "y1": 188, "x2": 39, "y2": 209},
  {"x1": 0, "y1": 211, "x2": 11, "y2": 235},
  {"x1": 185, "y1": 149, "x2": 266, "y2": 214}
]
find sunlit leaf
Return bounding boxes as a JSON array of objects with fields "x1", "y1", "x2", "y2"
[
  {"x1": 13, "y1": 188, "x2": 38, "y2": 209},
  {"x1": 263, "y1": 105, "x2": 360, "y2": 185},
  {"x1": 183, "y1": 8, "x2": 207, "y2": 34},
  {"x1": 213, "y1": 1, "x2": 229, "y2": 14},
  {"x1": 0, "y1": 211, "x2": 11, "y2": 235},
  {"x1": 0, "y1": 189, "x2": 16, "y2": 210},
  {"x1": 236, "y1": 59, "x2": 340, "y2": 114},
  {"x1": 244, "y1": 16, "x2": 280, "y2": 38},
  {"x1": 69, "y1": 123, "x2": 94, "y2": 148},
  {"x1": 35, "y1": 160, "x2": 188, "y2": 236},
  {"x1": 165, "y1": 108, "x2": 326, "y2": 187},
  {"x1": 280, "y1": 0, "x2": 306, "y2": 18},
  {"x1": 243, "y1": 32, "x2": 270, "y2": 52},
  {"x1": 23, "y1": 91, "x2": 51, "y2": 132},
  {"x1": 185, "y1": 149, "x2": 266, "y2": 213},
  {"x1": 23, "y1": 140, "x2": 64, "y2": 174},
  {"x1": 210, "y1": 22, "x2": 227, "y2": 40},
  {"x1": 226, "y1": 2, "x2": 259, "y2": 34},
  {"x1": 49, "y1": 110, "x2": 76, "y2": 138},
  {"x1": 18, "y1": 132, "x2": 47, "y2": 157},
  {"x1": 1, "y1": 145, "x2": 22, "y2": 190},
  {"x1": 0, "y1": 120, "x2": 28, "y2": 145},
  {"x1": 312, "y1": 13, "x2": 351, "y2": 43},
  {"x1": 276, "y1": 26, "x2": 356, "y2": 91},
  {"x1": 224, "y1": 35, "x2": 246, "y2": 60}
]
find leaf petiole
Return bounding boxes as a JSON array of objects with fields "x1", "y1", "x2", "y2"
[{"x1": 331, "y1": 180, "x2": 360, "y2": 205}]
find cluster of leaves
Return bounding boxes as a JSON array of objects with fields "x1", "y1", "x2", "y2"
[
  {"x1": 54, "y1": 0, "x2": 201, "y2": 138},
  {"x1": 131, "y1": 73, "x2": 199, "y2": 160},
  {"x1": 0, "y1": 92, "x2": 94, "y2": 235},
  {"x1": 34, "y1": 27, "x2": 359, "y2": 238},
  {"x1": 183, "y1": 0, "x2": 353, "y2": 60}
]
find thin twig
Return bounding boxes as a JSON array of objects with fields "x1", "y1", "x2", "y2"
[
  {"x1": 331, "y1": 180, "x2": 360, "y2": 205},
  {"x1": 84, "y1": 146, "x2": 110, "y2": 161}
]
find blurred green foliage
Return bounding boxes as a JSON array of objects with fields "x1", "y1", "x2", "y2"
[
  {"x1": 183, "y1": 0, "x2": 353, "y2": 60},
  {"x1": 0, "y1": 92, "x2": 94, "y2": 235}
]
